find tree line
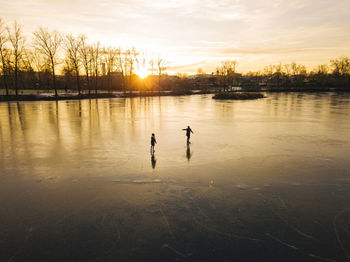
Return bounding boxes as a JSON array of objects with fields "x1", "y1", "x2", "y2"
[
  {"x1": 240, "y1": 58, "x2": 350, "y2": 90},
  {"x1": 199, "y1": 57, "x2": 350, "y2": 92},
  {"x1": 246, "y1": 56, "x2": 350, "y2": 90},
  {"x1": 0, "y1": 19, "x2": 168, "y2": 96},
  {"x1": 1, "y1": 18, "x2": 350, "y2": 96}
]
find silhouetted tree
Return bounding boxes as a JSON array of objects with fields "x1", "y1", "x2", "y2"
[
  {"x1": 157, "y1": 57, "x2": 167, "y2": 94},
  {"x1": 32, "y1": 48, "x2": 49, "y2": 89},
  {"x1": 115, "y1": 48, "x2": 126, "y2": 92},
  {"x1": 148, "y1": 59, "x2": 156, "y2": 92},
  {"x1": 116, "y1": 48, "x2": 136, "y2": 92},
  {"x1": 90, "y1": 41, "x2": 100, "y2": 94},
  {"x1": 224, "y1": 60, "x2": 238, "y2": 90},
  {"x1": 33, "y1": 27, "x2": 62, "y2": 96},
  {"x1": 21, "y1": 48, "x2": 36, "y2": 89},
  {"x1": 65, "y1": 34, "x2": 81, "y2": 94},
  {"x1": 216, "y1": 60, "x2": 237, "y2": 92},
  {"x1": 272, "y1": 63, "x2": 283, "y2": 88},
  {"x1": 7, "y1": 21, "x2": 25, "y2": 96},
  {"x1": 126, "y1": 47, "x2": 139, "y2": 91},
  {"x1": 0, "y1": 18, "x2": 10, "y2": 95},
  {"x1": 78, "y1": 35, "x2": 92, "y2": 94},
  {"x1": 62, "y1": 57, "x2": 74, "y2": 91},
  {"x1": 0, "y1": 47, "x2": 11, "y2": 95},
  {"x1": 331, "y1": 57, "x2": 350, "y2": 76},
  {"x1": 317, "y1": 64, "x2": 329, "y2": 75},
  {"x1": 331, "y1": 56, "x2": 350, "y2": 87},
  {"x1": 309, "y1": 64, "x2": 329, "y2": 87},
  {"x1": 283, "y1": 63, "x2": 292, "y2": 76},
  {"x1": 102, "y1": 47, "x2": 116, "y2": 92}
]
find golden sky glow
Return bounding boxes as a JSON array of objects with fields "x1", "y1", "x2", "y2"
[{"x1": 2, "y1": 0, "x2": 350, "y2": 74}]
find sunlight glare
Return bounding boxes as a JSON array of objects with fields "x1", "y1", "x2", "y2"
[{"x1": 136, "y1": 67, "x2": 149, "y2": 79}]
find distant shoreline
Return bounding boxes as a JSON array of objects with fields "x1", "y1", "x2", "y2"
[
  {"x1": 0, "y1": 89, "x2": 349, "y2": 102},
  {"x1": 0, "y1": 90, "x2": 209, "y2": 102}
]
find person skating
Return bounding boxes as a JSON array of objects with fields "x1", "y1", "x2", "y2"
[
  {"x1": 182, "y1": 126, "x2": 194, "y2": 144},
  {"x1": 150, "y1": 133, "x2": 157, "y2": 153}
]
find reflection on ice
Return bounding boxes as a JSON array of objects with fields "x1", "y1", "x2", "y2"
[
  {"x1": 151, "y1": 153, "x2": 157, "y2": 169},
  {"x1": 186, "y1": 143, "x2": 192, "y2": 162}
]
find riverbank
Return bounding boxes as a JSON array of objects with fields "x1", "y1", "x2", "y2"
[
  {"x1": 0, "y1": 90, "x2": 211, "y2": 102},
  {"x1": 2, "y1": 88, "x2": 350, "y2": 102},
  {"x1": 0, "y1": 93, "x2": 121, "y2": 102},
  {"x1": 244, "y1": 87, "x2": 350, "y2": 92}
]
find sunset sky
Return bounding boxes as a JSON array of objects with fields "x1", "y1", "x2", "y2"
[{"x1": 1, "y1": 0, "x2": 350, "y2": 74}]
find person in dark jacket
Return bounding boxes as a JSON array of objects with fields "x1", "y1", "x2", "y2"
[
  {"x1": 182, "y1": 126, "x2": 194, "y2": 144},
  {"x1": 150, "y1": 133, "x2": 157, "y2": 153}
]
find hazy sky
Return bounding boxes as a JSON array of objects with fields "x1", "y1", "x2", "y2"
[{"x1": 1, "y1": 0, "x2": 350, "y2": 73}]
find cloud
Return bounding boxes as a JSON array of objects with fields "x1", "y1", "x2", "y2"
[{"x1": 1, "y1": 0, "x2": 350, "y2": 73}]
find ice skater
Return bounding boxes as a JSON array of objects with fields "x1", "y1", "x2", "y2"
[
  {"x1": 182, "y1": 126, "x2": 194, "y2": 144},
  {"x1": 150, "y1": 133, "x2": 157, "y2": 153}
]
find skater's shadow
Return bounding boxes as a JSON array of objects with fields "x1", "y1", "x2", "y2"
[
  {"x1": 151, "y1": 152, "x2": 157, "y2": 169},
  {"x1": 186, "y1": 143, "x2": 192, "y2": 162}
]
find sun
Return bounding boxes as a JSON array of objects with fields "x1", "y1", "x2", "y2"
[{"x1": 136, "y1": 67, "x2": 149, "y2": 79}]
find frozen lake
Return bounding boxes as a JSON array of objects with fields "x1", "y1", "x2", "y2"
[{"x1": 1, "y1": 93, "x2": 350, "y2": 261}]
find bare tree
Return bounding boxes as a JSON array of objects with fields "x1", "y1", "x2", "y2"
[
  {"x1": 0, "y1": 18, "x2": 10, "y2": 95},
  {"x1": 21, "y1": 48, "x2": 34, "y2": 72},
  {"x1": 157, "y1": 57, "x2": 167, "y2": 94},
  {"x1": 90, "y1": 41, "x2": 100, "y2": 94},
  {"x1": 7, "y1": 21, "x2": 25, "y2": 96},
  {"x1": 331, "y1": 56, "x2": 350, "y2": 87},
  {"x1": 223, "y1": 60, "x2": 237, "y2": 91},
  {"x1": 283, "y1": 64, "x2": 292, "y2": 76},
  {"x1": 310, "y1": 64, "x2": 329, "y2": 86},
  {"x1": 32, "y1": 48, "x2": 49, "y2": 88},
  {"x1": 78, "y1": 35, "x2": 92, "y2": 94},
  {"x1": 33, "y1": 27, "x2": 62, "y2": 96},
  {"x1": 149, "y1": 59, "x2": 155, "y2": 76},
  {"x1": 289, "y1": 62, "x2": 306, "y2": 76},
  {"x1": 222, "y1": 60, "x2": 237, "y2": 74},
  {"x1": 65, "y1": 34, "x2": 81, "y2": 94},
  {"x1": 317, "y1": 64, "x2": 329, "y2": 75},
  {"x1": 21, "y1": 48, "x2": 37, "y2": 89},
  {"x1": 263, "y1": 65, "x2": 274, "y2": 77},
  {"x1": 272, "y1": 63, "x2": 283, "y2": 88},
  {"x1": 0, "y1": 48, "x2": 11, "y2": 95},
  {"x1": 116, "y1": 48, "x2": 129, "y2": 92},
  {"x1": 148, "y1": 59, "x2": 156, "y2": 92},
  {"x1": 216, "y1": 66, "x2": 225, "y2": 92},
  {"x1": 62, "y1": 57, "x2": 74, "y2": 91},
  {"x1": 126, "y1": 47, "x2": 139, "y2": 91},
  {"x1": 331, "y1": 56, "x2": 350, "y2": 76},
  {"x1": 216, "y1": 60, "x2": 237, "y2": 92},
  {"x1": 102, "y1": 47, "x2": 116, "y2": 92}
]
